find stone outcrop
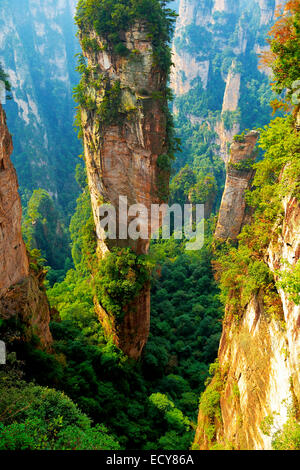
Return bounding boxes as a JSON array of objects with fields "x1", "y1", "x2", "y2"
[
  {"x1": 215, "y1": 62, "x2": 241, "y2": 162},
  {"x1": 95, "y1": 283, "x2": 150, "y2": 361},
  {"x1": 171, "y1": 0, "x2": 283, "y2": 160},
  {"x1": 214, "y1": 130, "x2": 259, "y2": 241},
  {"x1": 171, "y1": 49, "x2": 209, "y2": 95},
  {"x1": 0, "y1": 0, "x2": 80, "y2": 209},
  {"x1": 195, "y1": 195, "x2": 300, "y2": 450},
  {"x1": 194, "y1": 123, "x2": 300, "y2": 450},
  {"x1": 79, "y1": 21, "x2": 170, "y2": 359},
  {"x1": 0, "y1": 104, "x2": 29, "y2": 290},
  {"x1": 0, "y1": 104, "x2": 52, "y2": 349}
]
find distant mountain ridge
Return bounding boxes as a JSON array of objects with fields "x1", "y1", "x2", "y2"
[{"x1": 0, "y1": 0, "x2": 80, "y2": 215}]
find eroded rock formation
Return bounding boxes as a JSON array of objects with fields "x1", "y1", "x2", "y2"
[
  {"x1": 0, "y1": 0, "x2": 80, "y2": 208},
  {"x1": 215, "y1": 130, "x2": 259, "y2": 241},
  {"x1": 171, "y1": 0, "x2": 283, "y2": 160},
  {"x1": 195, "y1": 196, "x2": 300, "y2": 450},
  {"x1": 0, "y1": 104, "x2": 52, "y2": 349},
  {"x1": 194, "y1": 125, "x2": 300, "y2": 450},
  {"x1": 0, "y1": 104, "x2": 29, "y2": 290},
  {"x1": 78, "y1": 20, "x2": 171, "y2": 359},
  {"x1": 215, "y1": 62, "x2": 242, "y2": 162}
]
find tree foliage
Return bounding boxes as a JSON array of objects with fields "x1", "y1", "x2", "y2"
[{"x1": 260, "y1": 1, "x2": 300, "y2": 103}]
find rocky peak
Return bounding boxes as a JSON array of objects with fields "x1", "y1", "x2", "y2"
[
  {"x1": 195, "y1": 115, "x2": 299, "y2": 450},
  {"x1": 0, "y1": 104, "x2": 52, "y2": 349},
  {"x1": 215, "y1": 130, "x2": 259, "y2": 241},
  {"x1": 171, "y1": 0, "x2": 284, "y2": 160},
  {"x1": 78, "y1": 15, "x2": 171, "y2": 359},
  {"x1": 0, "y1": 104, "x2": 29, "y2": 293},
  {"x1": 0, "y1": 0, "x2": 80, "y2": 211}
]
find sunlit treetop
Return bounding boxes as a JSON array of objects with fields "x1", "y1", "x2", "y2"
[{"x1": 75, "y1": 0, "x2": 177, "y2": 73}]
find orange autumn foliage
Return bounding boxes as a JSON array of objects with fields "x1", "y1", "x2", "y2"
[
  {"x1": 259, "y1": 1, "x2": 300, "y2": 111},
  {"x1": 260, "y1": 1, "x2": 299, "y2": 68}
]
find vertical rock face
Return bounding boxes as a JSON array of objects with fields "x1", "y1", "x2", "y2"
[
  {"x1": 0, "y1": 0, "x2": 80, "y2": 210},
  {"x1": 213, "y1": 0, "x2": 235, "y2": 14},
  {"x1": 221, "y1": 66, "x2": 241, "y2": 113},
  {"x1": 215, "y1": 62, "x2": 241, "y2": 161},
  {"x1": 258, "y1": 0, "x2": 276, "y2": 25},
  {"x1": 178, "y1": 0, "x2": 212, "y2": 27},
  {"x1": 0, "y1": 104, "x2": 52, "y2": 349},
  {"x1": 195, "y1": 128, "x2": 300, "y2": 450},
  {"x1": 0, "y1": 104, "x2": 29, "y2": 290},
  {"x1": 95, "y1": 282, "x2": 151, "y2": 361},
  {"x1": 171, "y1": 0, "x2": 282, "y2": 161},
  {"x1": 267, "y1": 197, "x2": 300, "y2": 402},
  {"x1": 195, "y1": 197, "x2": 300, "y2": 450},
  {"x1": 171, "y1": 50, "x2": 209, "y2": 96},
  {"x1": 79, "y1": 21, "x2": 170, "y2": 359},
  {"x1": 170, "y1": 0, "x2": 213, "y2": 96},
  {"x1": 215, "y1": 130, "x2": 259, "y2": 241},
  {"x1": 82, "y1": 22, "x2": 168, "y2": 256}
]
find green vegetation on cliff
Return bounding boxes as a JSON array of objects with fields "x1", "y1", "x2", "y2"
[
  {"x1": 194, "y1": 3, "x2": 300, "y2": 451},
  {"x1": 264, "y1": 1, "x2": 300, "y2": 99},
  {"x1": 215, "y1": 115, "x2": 300, "y2": 319},
  {"x1": 95, "y1": 248, "x2": 153, "y2": 322},
  {"x1": 75, "y1": 0, "x2": 177, "y2": 71},
  {"x1": 214, "y1": 0, "x2": 300, "y2": 318},
  {"x1": 74, "y1": 0, "x2": 179, "y2": 182}
]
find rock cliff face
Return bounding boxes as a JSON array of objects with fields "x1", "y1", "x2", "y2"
[
  {"x1": 215, "y1": 130, "x2": 259, "y2": 241},
  {"x1": 194, "y1": 127, "x2": 300, "y2": 450},
  {"x1": 0, "y1": 0, "x2": 80, "y2": 210},
  {"x1": 213, "y1": 0, "x2": 233, "y2": 14},
  {"x1": 195, "y1": 198, "x2": 300, "y2": 450},
  {"x1": 215, "y1": 62, "x2": 241, "y2": 161},
  {"x1": 0, "y1": 104, "x2": 29, "y2": 290},
  {"x1": 0, "y1": 104, "x2": 52, "y2": 349},
  {"x1": 78, "y1": 21, "x2": 170, "y2": 359},
  {"x1": 171, "y1": 49, "x2": 209, "y2": 96},
  {"x1": 258, "y1": 0, "x2": 276, "y2": 25},
  {"x1": 171, "y1": 0, "x2": 283, "y2": 161},
  {"x1": 170, "y1": 0, "x2": 212, "y2": 96}
]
